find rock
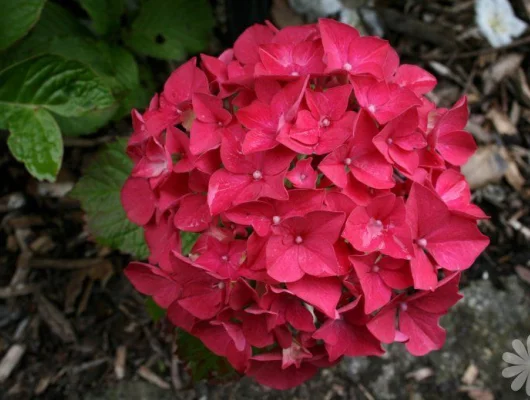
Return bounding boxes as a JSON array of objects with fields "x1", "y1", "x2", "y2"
[
  {"x1": 342, "y1": 276, "x2": 530, "y2": 399},
  {"x1": 86, "y1": 277, "x2": 529, "y2": 400}
]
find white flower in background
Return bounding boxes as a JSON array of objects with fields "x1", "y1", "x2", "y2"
[
  {"x1": 502, "y1": 335, "x2": 530, "y2": 395},
  {"x1": 475, "y1": 0, "x2": 528, "y2": 47}
]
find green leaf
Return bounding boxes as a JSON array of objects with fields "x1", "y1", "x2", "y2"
[
  {"x1": 6, "y1": 107, "x2": 63, "y2": 181},
  {"x1": 47, "y1": 37, "x2": 121, "y2": 89},
  {"x1": 0, "y1": 55, "x2": 115, "y2": 118},
  {"x1": 1, "y1": 18, "x2": 139, "y2": 134},
  {"x1": 109, "y1": 47, "x2": 141, "y2": 93},
  {"x1": 70, "y1": 138, "x2": 149, "y2": 258},
  {"x1": 145, "y1": 297, "x2": 166, "y2": 322},
  {"x1": 0, "y1": 2, "x2": 141, "y2": 135},
  {"x1": 114, "y1": 63, "x2": 155, "y2": 120},
  {"x1": 177, "y1": 330, "x2": 238, "y2": 383},
  {"x1": 33, "y1": 2, "x2": 89, "y2": 38},
  {"x1": 42, "y1": 39, "x2": 139, "y2": 135},
  {"x1": 0, "y1": 2, "x2": 89, "y2": 72},
  {"x1": 0, "y1": 0, "x2": 47, "y2": 51},
  {"x1": 124, "y1": 0, "x2": 214, "y2": 60},
  {"x1": 79, "y1": 0, "x2": 125, "y2": 36},
  {"x1": 181, "y1": 232, "x2": 200, "y2": 255},
  {"x1": 53, "y1": 104, "x2": 118, "y2": 136},
  {"x1": 113, "y1": 84, "x2": 151, "y2": 121}
]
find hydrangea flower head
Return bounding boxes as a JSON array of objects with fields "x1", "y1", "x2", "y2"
[{"x1": 122, "y1": 19, "x2": 489, "y2": 390}]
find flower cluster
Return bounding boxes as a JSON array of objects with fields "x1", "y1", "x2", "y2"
[{"x1": 122, "y1": 19, "x2": 489, "y2": 389}]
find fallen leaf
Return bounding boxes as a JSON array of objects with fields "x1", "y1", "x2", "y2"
[
  {"x1": 504, "y1": 159, "x2": 525, "y2": 191},
  {"x1": 510, "y1": 68, "x2": 530, "y2": 107},
  {"x1": 462, "y1": 145, "x2": 509, "y2": 189},
  {"x1": 406, "y1": 367, "x2": 434, "y2": 382},
  {"x1": 467, "y1": 389, "x2": 495, "y2": 400},
  {"x1": 483, "y1": 53, "x2": 524, "y2": 94},
  {"x1": 466, "y1": 122, "x2": 495, "y2": 143},
  {"x1": 486, "y1": 108, "x2": 518, "y2": 135},
  {"x1": 461, "y1": 363, "x2": 479, "y2": 385},
  {"x1": 515, "y1": 265, "x2": 530, "y2": 284}
]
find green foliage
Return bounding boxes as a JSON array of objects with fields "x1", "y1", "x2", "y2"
[
  {"x1": 182, "y1": 232, "x2": 200, "y2": 255},
  {"x1": 70, "y1": 139, "x2": 149, "y2": 259},
  {"x1": 145, "y1": 297, "x2": 166, "y2": 322},
  {"x1": 145, "y1": 295, "x2": 237, "y2": 383},
  {"x1": 6, "y1": 108, "x2": 62, "y2": 181},
  {"x1": 0, "y1": 0, "x2": 213, "y2": 181},
  {"x1": 177, "y1": 330, "x2": 238, "y2": 383},
  {"x1": 0, "y1": 55, "x2": 114, "y2": 118},
  {"x1": 124, "y1": 0, "x2": 214, "y2": 60},
  {"x1": 0, "y1": 0, "x2": 46, "y2": 51},
  {"x1": 78, "y1": 0, "x2": 125, "y2": 36}
]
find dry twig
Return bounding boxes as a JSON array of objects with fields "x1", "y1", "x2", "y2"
[
  {"x1": 0, "y1": 345, "x2": 26, "y2": 383},
  {"x1": 423, "y1": 35, "x2": 530, "y2": 60},
  {"x1": 137, "y1": 366, "x2": 170, "y2": 390},
  {"x1": 114, "y1": 346, "x2": 127, "y2": 380}
]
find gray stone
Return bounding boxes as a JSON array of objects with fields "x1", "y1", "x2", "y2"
[
  {"x1": 342, "y1": 276, "x2": 530, "y2": 400},
  {"x1": 86, "y1": 277, "x2": 529, "y2": 400}
]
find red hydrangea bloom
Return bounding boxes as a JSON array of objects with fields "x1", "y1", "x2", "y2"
[{"x1": 122, "y1": 19, "x2": 488, "y2": 390}]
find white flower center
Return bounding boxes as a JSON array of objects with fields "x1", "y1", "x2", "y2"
[
  {"x1": 252, "y1": 170, "x2": 263, "y2": 180},
  {"x1": 489, "y1": 15, "x2": 508, "y2": 34}
]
